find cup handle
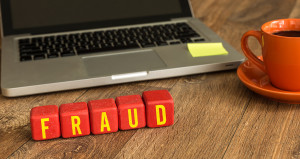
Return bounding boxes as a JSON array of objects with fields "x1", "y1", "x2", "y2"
[{"x1": 241, "y1": 30, "x2": 266, "y2": 73}]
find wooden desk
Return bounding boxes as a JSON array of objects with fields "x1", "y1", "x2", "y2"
[{"x1": 1, "y1": 0, "x2": 300, "y2": 158}]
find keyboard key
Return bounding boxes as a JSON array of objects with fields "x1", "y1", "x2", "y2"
[
  {"x1": 126, "y1": 44, "x2": 140, "y2": 49},
  {"x1": 170, "y1": 41, "x2": 181, "y2": 45},
  {"x1": 34, "y1": 54, "x2": 45, "y2": 60},
  {"x1": 20, "y1": 47, "x2": 40, "y2": 52},
  {"x1": 177, "y1": 32, "x2": 200, "y2": 38},
  {"x1": 19, "y1": 44, "x2": 38, "y2": 50},
  {"x1": 156, "y1": 41, "x2": 168, "y2": 46},
  {"x1": 31, "y1": 37, "x2": 43, "y2": 43},
  {"x1": 76, "y1": 47, "x2": 89, "y2": 54},
  {"x1": 20, "y1": 52, "x2": 32, "y2": 57},
  {"x1": 56, "y1": 35, "x2": 68, "y2": 40},
  {"x1": 61, "y1": 47, "x2": 72, "y2": 53},
  {"x1": 21, "y1": 50, "x2": 45, "y2": 56},
  {"x1": 88, "y1": 48, "x2": 103, "y2": 53},
  {"x1": 113, "y1": 42, "x2": 126, "y2": 48},
  {"x1": 125, "y1": 41, "x2": 140, "y2": 48},
  {"x1": 47, "y1": 53, "x2": 59, "y2": 58},
  {"x1": 44, "y1": 36, "x2": 55, "y2": 42},
  {"x1": 61, "y1": 51, "x2": 75, "y2": 57},
  {"x1": 180, "y1": 38, "x2": 193, "y2": 43},
  {"x1": 140, "y1": 42, "x2": 156, "y2": 48},
  {"x1": 194, "y1": 38, "x2": 205, "y2": 42},
  {"x1": 48, "y1": 48, "x2": 59, "y2": 54},
  {"x1": 19, "y1": 39, "x2": 30, "y2": 44},
  {"x1": 20, "y1": 56, "x2": 32, "y2": 61}
]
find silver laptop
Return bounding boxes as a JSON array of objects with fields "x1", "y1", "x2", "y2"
[{"x1": 0, "y1": 0, "x2": 244, "y2": 97}]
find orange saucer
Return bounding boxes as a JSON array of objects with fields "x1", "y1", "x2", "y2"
[{"x1": 237, "y1": 57, "x2": 300, "y2": 104}]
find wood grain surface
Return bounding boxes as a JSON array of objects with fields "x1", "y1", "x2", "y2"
[{"x1": 1, "y1": 0, "x2": 300, "y2": 158}]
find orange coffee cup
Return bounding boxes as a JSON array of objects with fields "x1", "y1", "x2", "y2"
[{"x1": 241, "y1": 19, "x2": 300, "y2": 91}]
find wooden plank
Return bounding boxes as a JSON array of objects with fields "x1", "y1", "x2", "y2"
[
  {"x1": 135, "y1": 77, "x2": 180, "y2": 89},
  {"x1": 113, "y1": 71, "x2": 252, "y2": 158},
  {"x1": 274, "y1": 108, "x2": 300, "y2": 159},
  {"x1": 0, "y1": 127, "x2": 31, "y2": 159},
  {"x1": 223, "y1": 97, "x2": 299, "y2": 159},
  {"x1": 6, "y1": 130, "x2": 136, "y2": 159}
]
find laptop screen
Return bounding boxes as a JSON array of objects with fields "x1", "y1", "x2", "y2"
[{"x1": 1, "y1": 0, "x2": 192, "y2": 36}]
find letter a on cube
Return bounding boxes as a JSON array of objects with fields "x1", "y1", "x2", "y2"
[
  {"x1": 142, "y1": 90, "x2": 174, "y2": 128},
  {"x1": 30, "y1": 105, "x2": 61, "y2": 140},
  {"x1": 60, "y1": 102, "x2": 90, "y2": 138},
  {"x1": 88, "y1": 98, "x2": 118, "y2": 135},
  {"x1": 116, "y1": 95, "x2": 146, "y2": 130}
]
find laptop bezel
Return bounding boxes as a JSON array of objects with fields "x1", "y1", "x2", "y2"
[{"x1": 1, "y1": 0, "x2": 192, "y2": 36}]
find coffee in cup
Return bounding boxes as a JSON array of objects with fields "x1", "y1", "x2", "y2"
[{"x1": 273, "y1": 30, "x2": 300, "y2": 37}]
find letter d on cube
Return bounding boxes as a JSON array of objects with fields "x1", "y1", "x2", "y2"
[{"x1": 143, "y1": 90, "x2": 174, "y2": 128}]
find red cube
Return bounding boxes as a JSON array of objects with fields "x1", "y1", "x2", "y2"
[
  {"x1": 30, "y1": 105, "x2": 61, "y2": 140},
  {"x1": 88, "y1": 98, "x2": 118, "y2": 135},
  {"x1": 116, "y1": 95, "x2": 146, "y2": 130},
  {"x1": 60, "y1": 102, "x2": 90, "y2": 138},
  {"x1": 142, "y1": 90, "x2": 174, "y2": 128}
]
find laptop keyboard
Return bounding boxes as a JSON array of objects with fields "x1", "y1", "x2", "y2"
[{"x1": 18, "y1": 22, "x2": 205, "y2": 62}]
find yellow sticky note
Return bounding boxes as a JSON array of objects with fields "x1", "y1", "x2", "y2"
[{"x1": 187, "y1": 43, "x2": 228, "y2": 57}]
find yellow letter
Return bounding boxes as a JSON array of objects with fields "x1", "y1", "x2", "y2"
[
  {"x1": 101, "y1": 112, "x2": 111, "y2": 132},
  {"x1": 71, "y1": 116, "x2": 82, "y2": 135},
  {"x1": 156, "y1": 105, "x2": 166, "y2": 125},
  {"x1": 128, "y1": 109, "x2": 138, "y2": 128},
  {"x1": 41, "y1": 118, "x2": 49, "y2": 139}
]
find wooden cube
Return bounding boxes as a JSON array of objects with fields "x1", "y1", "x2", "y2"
[
  {"x1": 116, "y1": 95, "x2": 146, "y2": 130},
  {"x1": 142, "y1": 90, "x2": 174, "y2": 128},
  {"x1": 30, "y1": 105, "x2": 61, "y2": 140},
  {"x1": 88, "y1": 98, "x2": 118, "y2": 135},
  {"x1": 60, "y1": 102, "x2": 90, "y2": 138}
]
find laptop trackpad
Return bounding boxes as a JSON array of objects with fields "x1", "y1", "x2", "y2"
[{"x1": 82, "y1": 50, "x2": 167, "y2": 77}]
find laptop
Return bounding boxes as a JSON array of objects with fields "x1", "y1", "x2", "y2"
[{"x1": 0, "y1": 0, "x2": 244, "y2": 97}]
